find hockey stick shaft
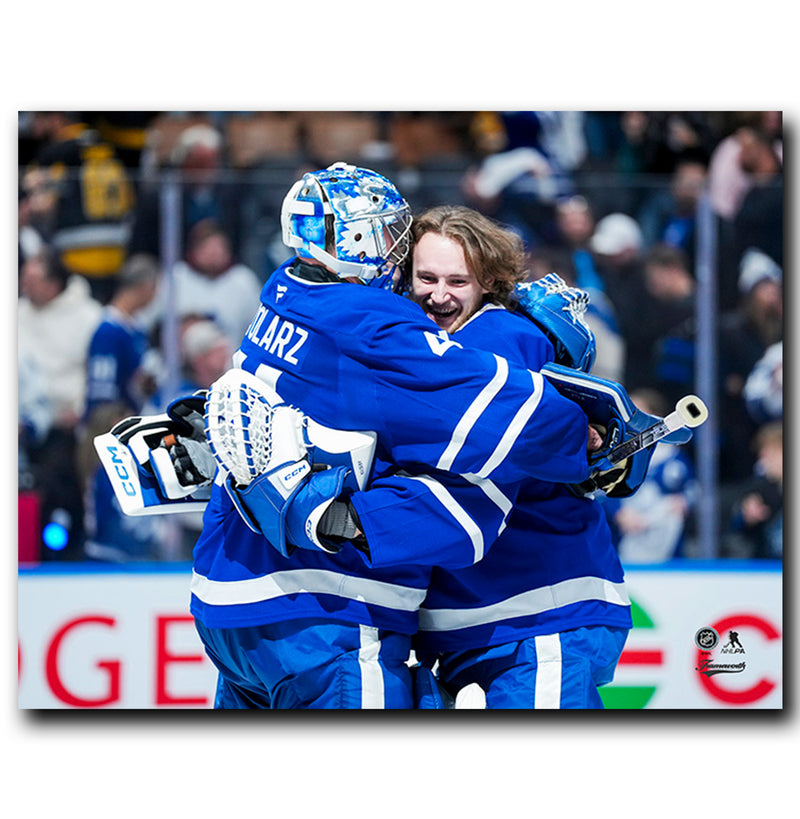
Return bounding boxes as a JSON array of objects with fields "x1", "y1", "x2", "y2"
[{"x1": 604, "y1": 394, "x2": 708, "y2": 466}]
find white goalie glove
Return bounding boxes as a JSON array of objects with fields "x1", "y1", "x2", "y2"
[
  {"x1": 204, "y1": 368, "x2": 376, "y2": 557},
  {"x1": 93, "y1": 393, "x2": 215, "y2": 516}
]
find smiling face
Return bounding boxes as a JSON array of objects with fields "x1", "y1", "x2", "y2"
[{"x1": 410, "y1": 232, "x2": 491, "y2": 332}]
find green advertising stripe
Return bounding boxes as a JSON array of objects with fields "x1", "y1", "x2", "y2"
[{"x1": 600, "y1": 686, "x2": 656, "y2": 710}]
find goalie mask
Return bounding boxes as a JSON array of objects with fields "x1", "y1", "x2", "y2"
[
  {"x1": 513, "y1": 273, "x2": 596, "y2": 373},
  {"x1": 281, "y1": 161, "x2": 413, "y2": 290}
]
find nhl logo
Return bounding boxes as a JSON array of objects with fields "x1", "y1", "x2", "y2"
[{"x1": 694, "y1": 627, "x2": 719, "y2": 651}]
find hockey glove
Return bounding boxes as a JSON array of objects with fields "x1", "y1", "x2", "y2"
[
  {"x1": 230, "y1": 462, "x2": 355, "y2": 557},
  {"x1": 574, "y1": 457, "x2": 638, "y2": 498},
  {"x1": 541, "y1": 363, "x2": 696, "y2": 498},
  {"x1": 204, "y1": 369, "x2": 345, "y2": 557},
  {"x1": 145, "y1": 393, "x2": 217, "y2": 499},
  {"x1": 205, "y1": 367, "x2": 377, "y2": 557},
  {"x1": 93, "y1": 393, "x2": 214, "y2": 515}
]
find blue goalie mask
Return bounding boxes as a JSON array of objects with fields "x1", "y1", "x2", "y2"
[
  {"x1": 281, "y1": 162, "x2": 413, "y2": 289},
  {"x1": 513, "y1": 273, "x2": 596, "y2": 373}
]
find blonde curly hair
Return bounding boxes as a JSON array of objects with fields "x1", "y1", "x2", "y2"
[{"x1": 402, "y1": 205, "x2": 529, "y2": 307}]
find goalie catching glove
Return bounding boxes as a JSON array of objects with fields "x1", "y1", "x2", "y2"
[{"x1": 204, "y1": 368, "x2": 375, "y2": 558}]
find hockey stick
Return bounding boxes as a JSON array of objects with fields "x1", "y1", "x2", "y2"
[{"x1": 601, "y1": 394, "x2": 708, "y2": 467}]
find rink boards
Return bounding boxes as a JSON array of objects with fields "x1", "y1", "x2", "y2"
[{"x1": 17, "y1": 561, "x2": 782, "y2": 709}]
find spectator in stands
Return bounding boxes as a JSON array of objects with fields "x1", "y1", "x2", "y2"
[
  {"x1": 22, "y1": 112, "x2": 136, "y2": 304},
  {"x1": 525, "y1": 246, "x2": 625, "y2": 383},
  {"x1": 707, "y1": 113, "x2": 781, "y2": 222},
  {"x1": 84, "y1": 254, "x2": 160, "y2": 420},
  {"x1": 181, "y1": 318, "x2": 234, "y2": 393},
  {"x1": 717, "y1": 250, "x2": 783, "y2": 483},
  {"x1": 18, "y1": 246, "x2": 103, "y2": 559},
  {"x1": 636, "y1": 112, "x2": 715, "y2": 176},
  {"x1": 84, "y1": 111, "x2": 162, "y2": 174},
  {"x1": 744, "y1": 341, "x2": 782, "y2": 426},
  {"x1": 462, "y1": 112, "x2": 586, "y2": 249},
  {"x1": 127, "y1": 123, "x2": 243, "y2": 262},
  {"x1": 552, "y1": 195, "x2": 606, "y2": 294},
  {"x1": 733, "y1": 127, "x2": 783, "y2": 269},
  {"x1": 638, "y1": 159, "x2": 707, "y2": 270},
  {"x1": 138, "y1": 219, "x2": 262, "y2": 344},
  {"x1": 18, "y1": 183, "x2": 45, "y2": 278},
  {"x1": 707, "y1": 113, "x2": 783, "y2": 310},
  {"x1": 630, "y1": 244, "x2": 696, "y2": 403},
  {"x1": 587, "y1": 212, "x2": 649, "y2": 385},
  {"x1": 724, "y1": 421, "x2": 782, "y2": 560}
]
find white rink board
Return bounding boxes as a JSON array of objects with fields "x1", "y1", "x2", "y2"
[
  {"x1": 602, "y1": 565, "x2": 782, "y2": 709},
  {"x1": 17, "y1": 562, "x2": 782, "y2": 709},
  {"x1": 18, "y1": 567, "x2": 218, "y2": 709}
]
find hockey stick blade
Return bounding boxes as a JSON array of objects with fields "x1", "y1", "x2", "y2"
[{"x1": 604, "y1": 394, "x2": 708, "y2": 466}]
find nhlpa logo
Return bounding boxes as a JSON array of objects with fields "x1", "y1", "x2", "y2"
[
  {"x1": 720, "y1": 630, "x2": 746, "y2": 655},
  {"x1": 276, "y1": 284, "x2": 288, "y2": 301}
]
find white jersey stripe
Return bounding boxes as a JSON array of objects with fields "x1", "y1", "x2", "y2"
[
  {"x1": 191, "y1": 569, "x2": 427, "y2": 611},
  {"x1": 402, "y1": 473, "x2": 485, "y2": 563},
  {"x1": 436, "y1": 354, "x2": 509, "y2": 471},
  {"x1": 473, "y1": 370, "x2": 545, "y2": 480},
  {"x1": 230, "y1": 351, "x2": 284, "y2": 396},
  {"x1": 359, "y1": 625, "x2": 385, "y2": 709},
  {"x1": 254, "y1": 362, "x2": 283, "y2": 393},
  {"x1": 464, "y1": 475, "x2": 514, "y2": 537},
  {"x1": 418, "y1": 576, "x2": 630, "y2": 632},
  {"x1": 534, "y1": 634, "x2": 562, "y2": 709}
]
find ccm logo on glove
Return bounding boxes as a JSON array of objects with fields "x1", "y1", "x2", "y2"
[
  {"x1": 277, "y1": 460, "x2": 311, "y2": 489},
  {"x1": 105, "y1": 446, "x2": 137, "y2": 497}
]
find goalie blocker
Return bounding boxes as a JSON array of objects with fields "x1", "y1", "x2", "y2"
[
  {"x1": 541, "y1": 363, "x2": 708, "y2": 497},
  {"x1": 93, "y1": 393, "x2": 214, "y2": 516}
]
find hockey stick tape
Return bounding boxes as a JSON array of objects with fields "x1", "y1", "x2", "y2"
[{"x1": 674, "y1": 395, "x2": 709, "y2": 429}]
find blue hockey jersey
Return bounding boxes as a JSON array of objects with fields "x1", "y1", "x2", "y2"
[
  {"x1": 85, "y1": 306, "x2": 149, "y2": 417},
  {"x1": 190, "y1": 260, "x2": 592, "y2": 635},
  {"x1": 403, "y1": 303, "x2": 633, "y2": 654}
]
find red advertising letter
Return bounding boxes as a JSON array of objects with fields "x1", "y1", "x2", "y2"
[
  {"x1": 697, "y1": 613, "x2": 780, "y2": 705},
  {"x1": 46, "y1": 616, "x2": 121, "y2": 707},
  {"x1": 155, "y1": 615, "x2": 209, "y2": 706}
]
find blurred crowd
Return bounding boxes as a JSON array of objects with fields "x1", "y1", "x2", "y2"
[{"x1": 17, "y1": 110, "x2": 783, "y2": 564}]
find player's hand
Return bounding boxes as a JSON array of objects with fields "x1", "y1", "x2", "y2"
[
  {"x1": 164, "y1": 434, "x2": 217, "y2": 487},
  {"x1": 587, "y1": 424, "x2": 604, "y2": 452}
]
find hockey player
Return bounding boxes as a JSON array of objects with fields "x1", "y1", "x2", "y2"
[
  {"x1": 179, "y1": 164, "x2": 598, "y2": 708},
  {"x1": 401, "y1": 207, "x2": 632, "y2": 708},
  {"x1": 300, "y1": 206, "x2": 633, "y2": 707}
]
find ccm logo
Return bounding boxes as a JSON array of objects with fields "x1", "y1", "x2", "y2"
[
  {"x1": 107, "y1": 446, "x2": 137, "y2": 497},
  {"x1": 281, "y1": 461, "x2": 310, "y2": 485}
]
